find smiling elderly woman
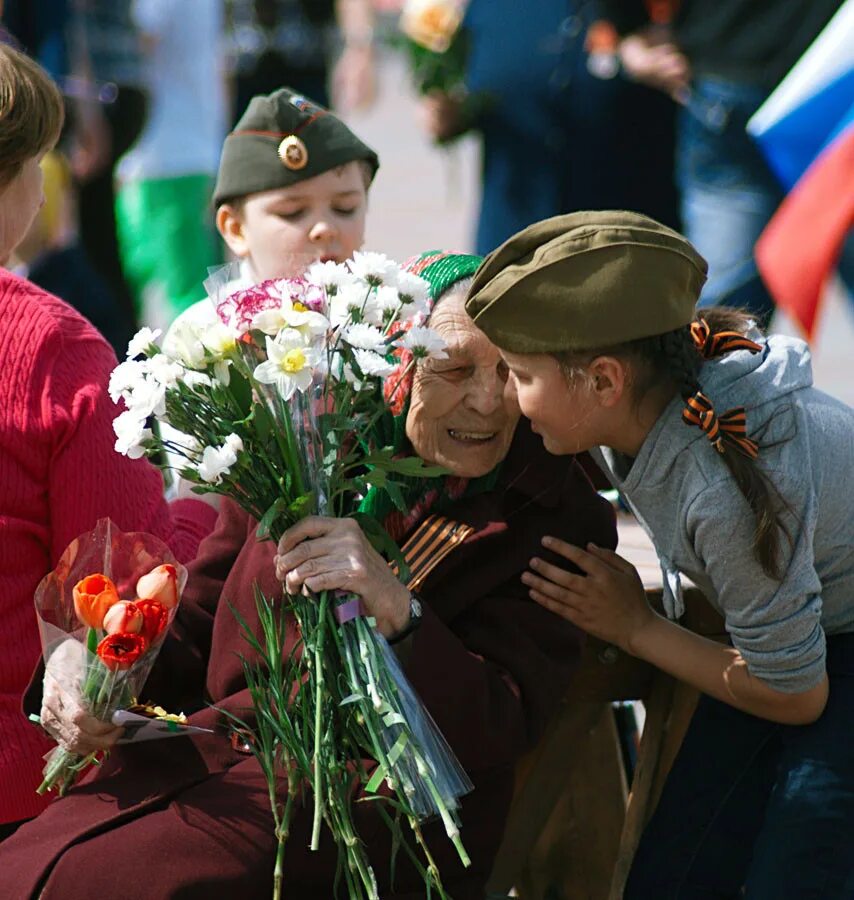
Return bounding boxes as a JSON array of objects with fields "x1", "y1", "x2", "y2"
[{"x1": 0, "y1": 253, "x2": 616, "y2": 900}]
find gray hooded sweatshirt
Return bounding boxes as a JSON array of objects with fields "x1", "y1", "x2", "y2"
[{"x1": 590, "y1": 334, "x2": 854, "y2": 693}]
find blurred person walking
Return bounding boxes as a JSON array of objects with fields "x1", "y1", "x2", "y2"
[
  {"x1": 115, "y1": 0, "x2": 226, "y2": 331},
  {"x1": 225, "y1": 0, "x2": 377, "y2": 120},
  {"x1": 606, "y1": 0, "x2": 841, "y2": 326},
  {"x1": 416, "y1": 0, "x2": 681, "y2": 256}
]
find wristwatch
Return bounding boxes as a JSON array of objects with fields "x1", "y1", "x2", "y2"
[{"x1": 388, "y1": 591, "x2": 423, "y2": 645}]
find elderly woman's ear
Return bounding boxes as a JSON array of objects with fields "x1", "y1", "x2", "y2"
[{"x1": 404, "y1": 291, "x2": 520, "y2": 478}]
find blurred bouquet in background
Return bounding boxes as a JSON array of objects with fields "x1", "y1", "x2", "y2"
[
  {"x1": 33, "y1": 519, "x2": 188, "y2": 796},
  {"x1": 109, "y1": 254, "x2": 472, "y2": 899}
]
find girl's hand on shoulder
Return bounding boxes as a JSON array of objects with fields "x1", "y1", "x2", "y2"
[
  {"x1": 522, "y1": 537, "x2": 656, "y2": 652},
  {"x1": 274, "y1": 517, "x2": 411, "y2": 639}
]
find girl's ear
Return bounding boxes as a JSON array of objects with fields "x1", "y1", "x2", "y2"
[
  {"x1": 588, "y1": 356, "x2": 628, "y2": 408},
  {"x1": 216, "y1": 204, "x2": 250, "y2": 259}
]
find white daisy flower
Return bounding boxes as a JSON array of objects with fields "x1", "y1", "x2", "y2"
[
  {"x1": 253, "y1": 331, "x2": 321, "y2": 400},
  {"x1": 397, "y1": 326, "x2": 448, "y2": 360},
  {"x1": 306, "y1": 261, "x2": 354, "y2": 296},
  {"x1": 196, "y1": 436, "x2": 242, "y2": 484},
  {"x1": 352, "y1": 348, "x2": 395, "y2": 378},
  {"x1": 329, "y1": 282, "x2": 381, "y2": 328},
  {"x1": 126, "y1": 327, "x2": 162, "y2": 359},
  {"x1": 343, "y1": 322, "x2": 387, "y2": 353},
  {"x1": 349, "y1": 251, "x2": 399, "y2": 287},
  {"x1": 113, "y1": 410, "x2": 153, "y2": 459},
  {"x1": 395, "y1": 271, "x2": 431, "y2": 321}
]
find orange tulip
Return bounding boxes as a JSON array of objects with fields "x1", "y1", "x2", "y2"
[
  {"x1": 135, "y1": 564, "x2": 179, "y2": 609},
  {"x1": 72, "y1": 573, "x2": 120, "y2": 629},
  {"x1": 103, "y1": 600, "x2": 143, "y2": 636}
]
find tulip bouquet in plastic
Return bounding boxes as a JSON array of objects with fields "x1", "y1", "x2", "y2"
[
  {"x1": 32, "y1": 518, "x2": 188, "y2": 796},
  {"x1": 109, "y1": 254, "x2": 472, "y2": 899}
]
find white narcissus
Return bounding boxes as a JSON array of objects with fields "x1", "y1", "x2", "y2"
[{"x1": 253, "y1": 331, "x2": 321, "y2": 401}]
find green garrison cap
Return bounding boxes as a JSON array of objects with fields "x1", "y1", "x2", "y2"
[
  {"x1": 465, "y1": 211, "x2": 708, "y2": 353},
  {"x1": 213, "y1": 88, "x2": 379, "y2": 206}
]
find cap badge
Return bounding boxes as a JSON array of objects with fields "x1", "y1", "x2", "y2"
[{"x1": 278, "y1": 135, "x2": 308, "y2": 170}]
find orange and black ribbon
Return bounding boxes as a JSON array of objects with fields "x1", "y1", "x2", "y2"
[
  {"x1": 690, "y1": 318, "x2": 762, "y2": 360},
  {"x1": 682, "y1": 391, "x2": 759, "y2": 459},
  {"x1": 390, "y1": 514, "x2": 474, "y2": 593}
]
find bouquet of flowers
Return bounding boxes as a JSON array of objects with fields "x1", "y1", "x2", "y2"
[
  {"x1": 33, "y1": 518, "x2": 189, "y2": 796},
  {"x1": 109, "y1": 253, "x2": 472, "y2": 899}
]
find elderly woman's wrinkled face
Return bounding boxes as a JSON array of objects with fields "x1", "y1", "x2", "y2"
[{"x1": 405, "y1": 291, "x2": 520, "y2": 477}]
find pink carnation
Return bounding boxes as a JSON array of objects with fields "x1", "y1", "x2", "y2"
[{"x1": 215, "y1": 279, "x2": 298, "y2": 335}]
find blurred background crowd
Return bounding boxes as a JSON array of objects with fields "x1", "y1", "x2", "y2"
[{"x1": 1, "y1": 0, "x2": 851, "y2": 401}]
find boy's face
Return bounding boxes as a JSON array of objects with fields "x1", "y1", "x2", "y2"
[{"x1": 217, "y1": 161, "x2": 368, "y2": 280}]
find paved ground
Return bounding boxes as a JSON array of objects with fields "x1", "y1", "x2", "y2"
[{"x1": 349, "y1": 49, "x2": 854, "y2": 406}]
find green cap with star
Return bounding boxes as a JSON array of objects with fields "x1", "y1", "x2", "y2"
[{"x1": 213, "y1": 87, "x2": 380, "y2": 207}]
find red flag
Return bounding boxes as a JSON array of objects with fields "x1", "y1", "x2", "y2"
[{"x1": 755, "y1": 126, "x2": 854, "y2": 340}]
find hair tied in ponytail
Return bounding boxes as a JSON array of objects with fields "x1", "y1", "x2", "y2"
[
  {"x1": 690, "y1": 318, "x2": 762, "y2": 360},
  {"x1": 682, "y1": 391, "x2": 760, "y2": 460}
]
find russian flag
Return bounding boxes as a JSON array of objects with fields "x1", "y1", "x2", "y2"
[{"x1": 748, "y1": 0, "x2": 854, "y2": 340}]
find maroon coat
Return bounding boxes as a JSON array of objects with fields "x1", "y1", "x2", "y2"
[{"x1": 0, "y1": 427, "x2": 616, "y2": 899}]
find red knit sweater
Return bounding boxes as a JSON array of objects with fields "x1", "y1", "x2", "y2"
[{"x1": 0, "y1": 271, "x2": 217, "y2": 823}]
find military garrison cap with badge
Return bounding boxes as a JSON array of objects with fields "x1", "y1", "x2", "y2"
[
  {"x1": 465, "y1": 211, "x2": 709, "y2": 353},
  {"x1": 213, "y1": 87, "x2": 380, "y2": 206}
]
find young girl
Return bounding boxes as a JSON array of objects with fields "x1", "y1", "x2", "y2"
[{"x1": 465, "y1": 210, "x2": 854, "y2": 898}]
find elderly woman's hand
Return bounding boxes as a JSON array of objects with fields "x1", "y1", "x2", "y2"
[
  {"x1": 275, "y1": 517, "x2": 412, "y2": 639},
  {"x1": 40, "y1": 640, "x2": 124, "y2": 756}
]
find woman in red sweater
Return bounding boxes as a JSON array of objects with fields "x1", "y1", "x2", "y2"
[{"x1": 0, "y1": 44, "x2": 217, "y2": 838}]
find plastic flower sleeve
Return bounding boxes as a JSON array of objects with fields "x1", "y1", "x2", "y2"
[{"x1": 33, "y1": 518, "x2": 187, "y2": 795}]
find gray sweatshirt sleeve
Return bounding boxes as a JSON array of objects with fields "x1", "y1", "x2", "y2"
[{"x1": 685, "y1": 476, "x2": 826, "y2": 693}]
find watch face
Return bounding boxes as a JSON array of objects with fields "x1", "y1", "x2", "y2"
[{"x1": 410, "y1": 593, "x2": 423, "y2": 619}]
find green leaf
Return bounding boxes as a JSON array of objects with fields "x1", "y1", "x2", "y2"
[
  {"x1": 256, "y1": 497, "x2": 287, "y2": 540},
  {"x1": 228, "y1": 369, "x2": 253, "y2": 417}
]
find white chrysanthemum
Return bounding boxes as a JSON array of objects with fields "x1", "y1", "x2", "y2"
[
  {"x1": 306, "y1": 261, "x2": 354, "y2": 296},
  {"x1": 395, "y1": 271, "x2": 431, "y2": 321},
  {"x1": 329, "y1": 282, "x2": 381, "y2": 328},
  {"x1": 352, "y1": 348, "x2": 395, "y2": 378},
  {"x1": 126, "y1": 327, "x2": 162, "y2": 359},
  {"x1": 113, "y1": 410, "x2": 153, "y2": 459},
  {"x1": 349, "y1": 251, "x2": 399, "y2": 287},
  {"x1": 374, "y1": 284, "x2": 403, "y2": 321},
  {"x1": 253, "y1": 331, "x2": 321, "y2": 400},
  {"x1": 196, "y1": 435, "x2": 242, "y2": 484},
  {"x1": 342, "y1": 322, "x2": 387, "y2": 353},
  {"x1": 109, "y1": 359, "x2": 148, "y2": 404},
  {"x1": 397, "y1": 326, "x2": 448, "y2": 360}
]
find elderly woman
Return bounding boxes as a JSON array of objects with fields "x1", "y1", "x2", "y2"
[{"x1": 0, "y1": 253, "x2": 616, "y2": 898}]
